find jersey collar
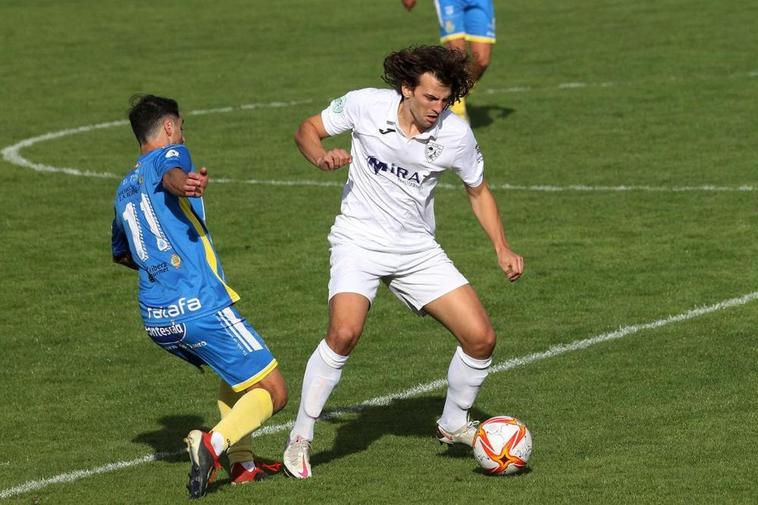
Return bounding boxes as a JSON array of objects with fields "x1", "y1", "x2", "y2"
[{"x1": 386, "y1": 91, "x2": 443, "y2": 141}]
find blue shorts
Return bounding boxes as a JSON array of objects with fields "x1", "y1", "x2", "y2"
[
  {"x1": 144, "y1": 305, "x2": 278, "y2": 392},
  {"x1": 434, "y1": 0, "x2": 496, "y2": 44}
]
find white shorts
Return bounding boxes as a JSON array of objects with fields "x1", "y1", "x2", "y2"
[{"x1": 328, "y1": 242, "x2": 469, "y2": 315}]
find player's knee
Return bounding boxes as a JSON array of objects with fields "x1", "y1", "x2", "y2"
[
  {"x1": 257, "y1": 370, "x2": 288, "y2": 413},
  {"x1": 470, "y1": 53, "x2": 491, "y2": 80},
  {"x1": 271, "y1": 388, "x2": 288, "y2": 413},
  {"x1": 267, "y1": 381, "x2": 288, "y2": 414},
  {"x1": 467, "y1": 326, "x2": 496, "y2": 359},
  {"x1": 326, "y1": 325, "x2": 361, "y2": 355},
  {"x1": 475, "y1": 54, "x2": 491, "y2": 70}
]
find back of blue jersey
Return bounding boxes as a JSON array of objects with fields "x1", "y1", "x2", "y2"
[{"x1": 111, "y1": 144, "x2": 240, "y2": 324}]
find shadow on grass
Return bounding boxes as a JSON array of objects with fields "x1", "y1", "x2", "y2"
[
  {"x1": 132, "y1": 414, "x2": 206, "y2": 463},
  {"x1": 132, "y1": 397, "x2": 497, "y2": 492},
  {"x1": 473, "y1": 466, "x2": 533, "y2": 478},
  {"x1": 311, "y1": 396, "x2": 492, "y2": 467},
  {"x1": 132, "y1": 413, "x2": 285, "y2": 497},
  {"x1": 469, "y1": 104, "x2": 515, "y2": 129}
]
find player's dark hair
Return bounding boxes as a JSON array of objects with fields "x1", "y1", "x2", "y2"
[
  {"x1": 128, "y1": 94, "x2": 180, "y2": 145},
  {"x1": 382, "y1": 45, "x2": 474, "y2": 106}
]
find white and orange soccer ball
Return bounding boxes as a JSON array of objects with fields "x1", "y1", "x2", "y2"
[{"x1": 472, "y1": 416, "x2": 533, "y2": 475}]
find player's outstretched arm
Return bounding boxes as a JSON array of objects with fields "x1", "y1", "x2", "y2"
[
  {"x1": 162, "y1": 166, "x2": 208, "y2": 197},
  {"x1": 466, "y1": 180, "x2": 524, "y2": 282},
  {"x1": 295, "y1": 114, "x2": 351, "y2": 171}
]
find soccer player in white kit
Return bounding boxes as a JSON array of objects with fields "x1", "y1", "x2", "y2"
[{"x1": 283, "y1": 45, "x2": 524, "y2": 478}]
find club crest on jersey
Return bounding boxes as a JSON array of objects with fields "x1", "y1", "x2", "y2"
[
  {"x1": 425, "y1": 141, "x2": 444, "y2": 163},
  {"x1": 367, "y1": 155, "x2": 422, "y2": 187},
  {"x1": 170, "y1": 254, "x2": 182, "y2": 268},
  {"x1": 165, "y1": 149, "x2": 180, "y2": 159},
  {"x1": 331, "y1": 96, "x2": 346, "y2": 114}
]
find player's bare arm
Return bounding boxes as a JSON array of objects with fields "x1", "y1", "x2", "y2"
[
  {"x1": 294, "y1": 114, "x2": 351, "y2": 171},
  {"x1": 162, "y1": 166, "x2": 208, "y2": 197},
  {"x1": 465, "y1": 181, "x2": 524, "y2": 282}
]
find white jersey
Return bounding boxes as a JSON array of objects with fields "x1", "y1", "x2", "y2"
[{"x1": 321, "y1": 88, "x2": 484, "y2": 253}]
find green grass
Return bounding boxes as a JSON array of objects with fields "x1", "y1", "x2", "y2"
[{"x1": 1, "y1": 0, "x2": 757, "y2": 503}]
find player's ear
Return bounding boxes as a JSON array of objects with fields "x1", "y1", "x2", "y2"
[
  {"x1": 163, "y1": 118, "x2": 173, "y2": 137},
  {"x1": 401, "y1": 82, "x2": 414, "y2": 99}
]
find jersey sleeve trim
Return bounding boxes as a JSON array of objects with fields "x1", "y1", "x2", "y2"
[{"x1": 463, "y1": 173, "x2": 485, "y2": 188}]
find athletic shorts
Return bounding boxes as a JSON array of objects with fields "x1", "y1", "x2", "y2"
[
  {"x1": 144, "y1": 305, "x2": 278, "y2": 392},
  {"x1": 434, "y1": 0, "x2": 496, "y2": 44},
  {"x1": 328, "y1": 241, "x2": 469, "y2": 315}
]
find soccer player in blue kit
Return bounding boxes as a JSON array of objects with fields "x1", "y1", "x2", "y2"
[
  {"x1": 402, "y1": 0, "x2": 497, "y2": 120},
  {"x1": 111, "y1": 95, "x2": 287, "y2": 499}
]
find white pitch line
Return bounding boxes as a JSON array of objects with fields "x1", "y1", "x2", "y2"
[
  {"x1": 0, "y1": 99, "x2": 312, "y2": 178},
  {"x1": 2, "y1": 290, "x2": 756, "y2": 500},
  {"x1": 2, "y1": 95, "x2": 755, "y2": 193},
  {"x1": 486, "y1": 182, "x2": 756, "y2": 193}
]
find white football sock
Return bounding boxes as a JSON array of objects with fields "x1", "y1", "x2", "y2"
[
  {"x1": 239, "y1": 460, "x2": 256, "y2": 471},
  {"x1": 438, "y1": 346, "x2": 491, "y2": 432},
  {"x1": 210, "y1": 431, "x2": 226, "y2": 456},
  {"x1": 290, "y1": 339, "x2": 349, "y2": 441}
]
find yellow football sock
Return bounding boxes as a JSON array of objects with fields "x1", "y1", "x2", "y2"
[
  {"x1": 450, "y1": 96, "x2": 468, "y2": 121},
  {"x1": 217, "y1": 382, "x2": 253, "y2": 464},
  {"x1": 214, "y1": 383, "x2": 274, "y2": 463}
]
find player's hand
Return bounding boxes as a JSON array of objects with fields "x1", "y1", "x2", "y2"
[
  {"x1": 317, "y1": 149, "x2": 351, "y2": 171},
  {"x1": 184, "y1": 166, "x2": 208, "y2": 197},
  {"x1": 402, "y1": 0, "x2": 417, "y2": 11},
  {"x1": 498, "y1": 248, "x2": 524, "y2": 282}
]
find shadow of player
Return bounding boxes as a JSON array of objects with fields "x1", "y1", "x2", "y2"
[
  {"x1": 311, "y1": 396, "x2": 492, "y2": 467},
  {"x1": 133, "y1": 413, "x2": 284, "y2": 496},
  {"x1": 132, "y1": 414, "x2": 205, "y2": 463},
  {"x1": 469, "y1": 104, "x2": 515, "y2": 129}
]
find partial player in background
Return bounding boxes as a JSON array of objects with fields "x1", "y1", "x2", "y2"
[
  {"x1": 402, "y1": 0, "x2": 496, "y2": 121},
  {"x1": 282, "y1": 45, "x2": 523, "y2": 479},
  {"x1": 111, "y1": 95, "x2": 287, "y2": 499}
]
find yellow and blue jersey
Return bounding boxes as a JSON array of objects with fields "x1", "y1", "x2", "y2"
[{"x1": 111, "y1": 144, "x2": 240, "y2": 325}]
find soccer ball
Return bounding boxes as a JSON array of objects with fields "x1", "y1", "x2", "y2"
[{"x1": 473, "y1": 416, "x2": 532, "y2": 475}]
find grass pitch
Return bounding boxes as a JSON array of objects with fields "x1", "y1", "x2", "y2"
[{"x1": 1, "y1": 0, "x2": 756, "y2": 504}]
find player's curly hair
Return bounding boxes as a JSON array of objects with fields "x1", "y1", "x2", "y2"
[{"x1": 382, "y1": 45, "x2": 474, "y2": 106}]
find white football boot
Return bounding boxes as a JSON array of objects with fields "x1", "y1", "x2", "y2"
[
  {"x1": 436, "y1": 419, "x2": 480, "y2": 447},
  {"x1": 283, "y1": 435, "x2": 313, "y2": 479}
]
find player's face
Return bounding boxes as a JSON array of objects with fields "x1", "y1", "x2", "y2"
[{"x1": 402, "y1": 72, "x2": 451, "y2": 131}]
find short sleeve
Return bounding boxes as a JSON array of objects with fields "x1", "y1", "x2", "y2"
[
  {"x1": 451, "y1": 129, "x2": 484, "y2": 188},
  {"x1": 155, "y1": 144, "x2": 193, "y2": 179},
  {"x1": 320, "y1": 90, "x2": 361, "y2": 136}
]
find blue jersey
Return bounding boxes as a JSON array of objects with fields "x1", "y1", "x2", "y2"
[{"x1": 111, "y1": 144, "x2": 240, "y2": 325}]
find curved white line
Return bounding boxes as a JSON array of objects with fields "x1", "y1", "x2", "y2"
[
  {"x1": 1, "y1": 100, "x2": 312, "y2": 178},
  {"x1": 1, "y1": 290, "x2": 756, "y2": 499},
  {"x1": 2, "y1": 96, "x2": 755, "y2": 193}
]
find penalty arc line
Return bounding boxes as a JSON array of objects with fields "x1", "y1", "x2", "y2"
[
  {"x1": 1, "y1": 100, "x2": 755, "y2": 194},
  {"x1": 2, "y1": 289, "x2": 757, "y2": 499}
]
